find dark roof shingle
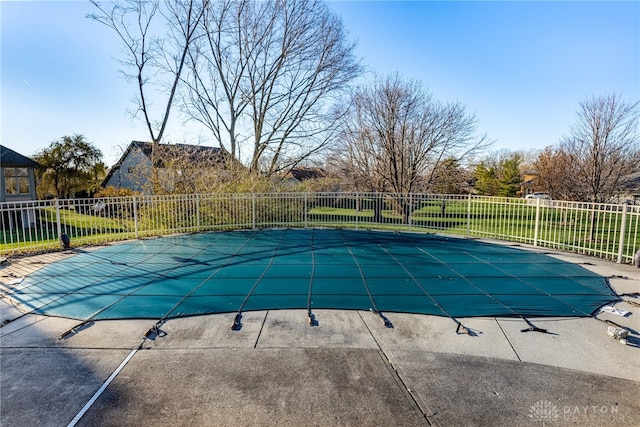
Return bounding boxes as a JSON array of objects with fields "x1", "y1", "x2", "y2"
[{"x1": 0, "y1": 145, "x2": 40, "y2": 168}]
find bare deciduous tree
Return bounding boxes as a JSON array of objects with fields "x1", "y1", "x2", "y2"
[
  {"x1": 180, "y1": 0, "x2": 362, "y2": 175},
  {"x1": 145, "y1": 143, "x2": 228, "y2": 193},
  {"x1": 336, "y1": 74, "x2": 490, "y2": 222},
  {"x1": 560, "y1": 94, "x2": 640, "y2": 203},
  {"x1": 89, "y1": 0, "x2": 206, "y2": 145},
  {"x1": 533, "y1": 146, "x2": 573, "y2": 199},
  {"x1": 428, "y1": 157, "x2": 473, "y2": 194}
]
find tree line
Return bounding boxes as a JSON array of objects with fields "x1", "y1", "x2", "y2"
[{"x1": 31, "y1": 0, "x2": 639, "y2": 204}]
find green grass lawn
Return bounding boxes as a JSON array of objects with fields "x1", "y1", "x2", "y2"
[
  {"x1": 307, "y1": 200, "x2": 639, "y2": 259},
  {"x1": 1, "y1": 208, "x2": 135, "y2": 253},
  {"x1": 39, "y1": 207, "x2": 135, "y2": 230}
]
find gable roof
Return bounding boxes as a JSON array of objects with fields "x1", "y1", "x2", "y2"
[
  {"x1": 623, "y1": 171, "x2": 640, "y2": 192},
  {"x1": 102, "y1": 141, "x2": 230, "y2": 186},
  {"x1": 149, "y1": 142, "x2": 225, "y2": 166},
  {"x1": 286, "y1": 167, "x2": 326, "y2": 181},
  {"x1": 121, "y1": 141, "x2": 224, "y2": 164},
  {"x1": 0, "y1": 145, "x2": 40, "y2": 168}
]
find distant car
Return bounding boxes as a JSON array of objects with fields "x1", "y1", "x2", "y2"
[{"x1": 525, "y1": 192, "x2": 551, "y2": 200}]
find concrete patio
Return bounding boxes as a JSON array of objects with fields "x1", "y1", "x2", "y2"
[{"x1": 1, "y1": 244, "x2": 638, "y2": 426}]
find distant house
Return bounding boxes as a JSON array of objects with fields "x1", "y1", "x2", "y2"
[
  {"x1": 282, "y1": 167, "x2": 326, "y2": 184},
  {"x1": 1, "y1": 145, "x2": 39, "y2": 203},
  {"x1": 102, "y1": 141, "x2": 232, "y2": 194},
  {"x1": 619, "y1": 171, "x2": 640, "y2": 205},
  {"x1": 519, "y1": 171, "x2": 543, "y2": 197},
  {"x1": 1, "y1": 145, "x2": 40, "y2": 228}
]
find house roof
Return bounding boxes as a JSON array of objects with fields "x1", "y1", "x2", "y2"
[
  {"x1": 102, "y1": 141, "x2": 229, "y2": 186},
  {"x1": 623, "y1": 171, "x2": 640, "y2": 192},
  {"x1": 286, "y1": 168, "x2": 326, "y2": 181},
  {"x1": 0, "y1": 145, "x2": 40, "y2": 168},
  {"x1": 128, "y1": 141, "x2": 224, "y2": 164}
]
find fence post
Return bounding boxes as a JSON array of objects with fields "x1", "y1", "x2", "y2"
[
  {"x1": 196, "y1": 194, "x2": 201, "y2": 231},
  {"x1": 304, "y1": 193, "x2": 308, "y2": 228},
  {"x1": 55, "y1": 198, "x2": 62, "y2": 243},
  {"x1": 466, "y1": 194, "x2": 471, "y2": 237},
  {"x1": 408, "y1": 193, "x2": 413, "y2": 228},
  {"x1": 533, "y1": 197, "x2": 541, "y2": 247},
  {"x1": 617, "y1": 203, "x2": 628, "y2": 264},
  {"x1": 355, "y1": 192, "x2": 359, "y2": 230},
  {"x1": 132, "y1": 195, "x2": 139, "y2": 239},
  {"x1": 252, "y1": 193, "x2": 256, "y2": 229}
]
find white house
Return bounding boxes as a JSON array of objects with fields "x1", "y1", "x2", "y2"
[{"x1": 102, "y1": 141, "x2": 231, "y2": 194}]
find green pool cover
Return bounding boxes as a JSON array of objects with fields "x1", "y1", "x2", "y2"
[{"x1": 6, "y1": 229, "x2": 618, "y2": 321}]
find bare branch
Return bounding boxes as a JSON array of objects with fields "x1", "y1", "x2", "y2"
[
  {"x1": 335, "y1": 74, "x2": 491, "y2": 196},
  {"x1": 180, "y1": 0, "x2": 363, "y2": 173},
  {"x1": 89, "y1": 0, "x2": 206, "y2": 145},
  {"x1": 559, "y1": 93, "x2": 640, "y2": 202}
]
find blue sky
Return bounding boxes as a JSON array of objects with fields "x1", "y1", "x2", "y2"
[{"x1": 2, "y1": 1, "x2": 639, "y2": 166}]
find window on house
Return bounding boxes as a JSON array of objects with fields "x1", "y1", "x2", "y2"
[{"x1": 4, "y1": 168, "x2": 30, "y2": 195}]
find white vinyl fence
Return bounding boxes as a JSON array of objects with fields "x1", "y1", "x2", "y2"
[{"x1": 2, "y1": 193, "x2": 639, "y2": 263}]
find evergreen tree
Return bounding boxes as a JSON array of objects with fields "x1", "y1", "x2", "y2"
[
  {"x1": 474, "y1": 162, "x2": 498, "y2": 196},
  {"x1": 497, "y1": 155, "x2": 522, "y2": 197}
]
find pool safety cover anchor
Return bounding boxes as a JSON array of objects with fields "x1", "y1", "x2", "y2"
[
  {"x1": 57, "y1": 321, "x2": 93, "y2": 340},
  {"x1": 455, "y1": 320, "x2": 471, "y2": 335},
  {"x1": 369, "y1": 308, "x2": 393, "y2": 328},
  {"x1": 230, "y1": 313, "x2": 242, "y2": 330},
  {"x1": 143, "y1": 321, "x2": 166, "y2": 340},
  {"x1": 307, "y1": 310, "x2": 318, "y2": 326},
  {"x1": 520, "y1": 317, "x2": 550, "y2": 334}
]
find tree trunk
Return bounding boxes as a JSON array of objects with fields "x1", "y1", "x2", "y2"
[{"x1": 373, "y1": 198, "x2": 383, "y2": 223}]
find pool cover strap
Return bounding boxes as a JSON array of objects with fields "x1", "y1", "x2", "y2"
[
  {"x1": 520, "y1": 317, "x2": 550, "y2": 334},
  {"x1": 59, "y1": 232, "x2": 255, "y2": 339},
  {"x1": 229, "y1": 231, "x2": 288, "y2": 330},
  {"x1": 375, "y1": 240, "x2": 474, "y2": 333}
]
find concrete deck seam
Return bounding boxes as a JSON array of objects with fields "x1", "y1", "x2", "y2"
[
  {"x1": 495, "y1": 317, "x2": 522, "y2": 361},
  {"x1": 356, "y1": 311, "x2": 434, "y2": 426},
  {"x1": 0, "y1": 346, "x2": 137, "y2": 351},
  {"x1": 253, "y1": 310, "x2": 269, "y2": 348},
  {"x1": 64, "y1": 320, "x2": 157, "y2": 425},
  {"x1": 67, "y1": 347, "x2": 139, "y2": 427},
  {"x1": 373, "y1": 348, "x2": 433, "y2": 426}
]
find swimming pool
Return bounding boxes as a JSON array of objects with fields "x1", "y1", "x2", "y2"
[{"x1": 5, "y1": 229, "x2": 618, "y2": 323}]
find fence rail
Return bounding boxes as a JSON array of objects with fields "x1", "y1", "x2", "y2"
[{"x1": 2, "y1": 193, "x2": 639, "y2": 263}]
